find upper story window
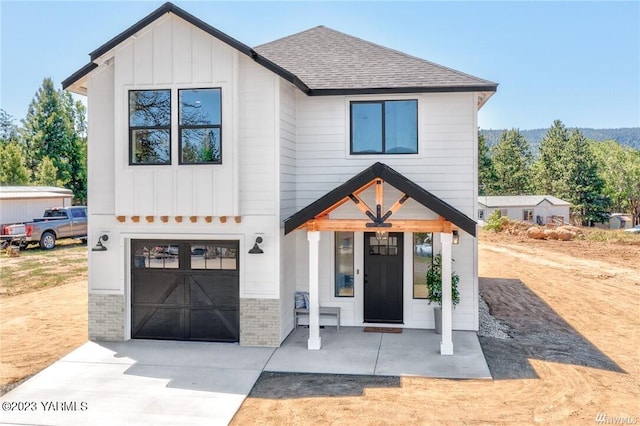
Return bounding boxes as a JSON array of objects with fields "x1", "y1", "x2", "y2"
[
  {"x1": 129, "y1": 90, "x2": 171, "y2": 165},
  {"x1": 350, "y1": 100, "x2": 418, "y2": 155},
  {"x1": 179, "y1": 88, "x2": 222, "y2": 164}
]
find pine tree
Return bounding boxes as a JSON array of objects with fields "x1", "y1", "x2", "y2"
[
  {"x1": 478, "y1": 132, "x2": 497, "y2": 195},
  {"x1": 0, "y1": 109, "x2": 19, "y2": 143},
  {"x1": 491, "y1": 129, "x2": 533, "y2": 195},
  {"x1": 563, "y1": 130, "x2": 609, "y2": 224},
  {"x1": 536, "y1": 119, "x2": 569, "y2": 196},
  {"x1": 20, "y1": 78, "x2": 87, "y2": 203},
  {"x1": 0, "y1": 142, "x2": 30, "y2": 185}
]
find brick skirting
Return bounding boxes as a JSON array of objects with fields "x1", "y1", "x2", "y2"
[
  {"x1": 88, "y1": 293, "x2": 125, "y2": 341},
  {"x1": 240, "y1": 298, "x2": 280, "y2": 347}
]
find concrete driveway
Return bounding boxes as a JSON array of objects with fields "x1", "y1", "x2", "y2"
[
  {"x1": 1, "y1": 329, "x2": 490, "y2": 425},
  {"x1": 0, "y1": 340, "x2": 275, "y2": 426}
]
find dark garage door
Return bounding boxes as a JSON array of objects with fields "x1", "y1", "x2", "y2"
[{"x1": 131, "y1": 240, "x2": 239, "y2": 342}]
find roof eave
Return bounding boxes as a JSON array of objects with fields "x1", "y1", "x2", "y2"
[
  {"x1": 61, "y1": 62, "x2": 97, "y2": 92},
  {"x1": 306, "y1": 84, "x2": 498, "y2": 97}
]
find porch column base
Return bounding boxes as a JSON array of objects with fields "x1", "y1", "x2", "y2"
[
  {"x1": 308, "y1": 336, "x2": 322, "y2": 350},
  {"x1": 440, "y1": 341, "x2": 454, "y2": 355}
]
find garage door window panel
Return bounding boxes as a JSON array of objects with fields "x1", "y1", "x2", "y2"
[{"x1": 190, "y1": 243, "x2": 237, "y2": 270}]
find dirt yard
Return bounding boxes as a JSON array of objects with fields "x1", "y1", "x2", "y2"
[
  {"x1": 0, "y1": 242, "x2": 88, "y2": 393},
  {"x1": 1, "y1": 231, "x2": 639, "y2": 424}
]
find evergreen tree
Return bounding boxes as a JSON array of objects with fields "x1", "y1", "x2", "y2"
[
  {"x1": 563, "y1": 130, "x2": 609, "y2": 224},
  {"x1": 0, "y1": 142, "x2": 30, "y2": 185},
  {"x1": 34, "y1": 156, "x2": 63, "y2": 187},
  {"x1": 491, "y1": 129, "x2": 533, "y2": 195},
  {"x1": 536, "y1": 119, "x2": 569, "y2": 196},
  {"x1": 478, "y1": 132, "x2": 497, "y2": 195},
  {"x1": 21, "y1": 78, "x2": 87, "y2": 203},
  {"x1": 0, "y1": 109, "x2": 19, "y2": 143}
]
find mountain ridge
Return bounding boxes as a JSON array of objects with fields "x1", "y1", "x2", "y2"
[{"x1": 480, "y1": 127, "x2": 640, "y2": 153}]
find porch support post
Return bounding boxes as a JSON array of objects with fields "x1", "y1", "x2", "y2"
[
  {"x1": 440, "y1": 232, "x2": 454, "y2": 355},
  {"x1": 307, "y1": 230, "x2": 321, "y2": 350}
]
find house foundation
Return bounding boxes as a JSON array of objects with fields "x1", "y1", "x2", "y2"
[
  {"x1": 239, "y1": 298, "x2": 280, "y2": 347},
  {"x1": 88, "y1": 293, "x2": 125, "y2": 341}
]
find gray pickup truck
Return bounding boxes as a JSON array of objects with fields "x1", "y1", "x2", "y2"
[{"x1": 1, "y1": 206, "x2": 88, "y2": 250}]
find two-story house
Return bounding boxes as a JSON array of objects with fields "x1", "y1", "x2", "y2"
[{"x1": 63, "y1": 2, "x2": 497, "y2": 355}]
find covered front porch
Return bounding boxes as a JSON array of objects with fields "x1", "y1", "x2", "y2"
[
  {"x1": 266, "y1": 326, "x2": 491, "y2": 379},
  {"x1": 284, "y1": 162, "x2": 478, "y2": 355}
]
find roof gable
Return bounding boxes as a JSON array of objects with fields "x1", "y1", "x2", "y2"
[
  {"x1": 255, "y1": 26, "x2": 497, "y2": 95},
  {"x1": 284, "y1": 162, "x2": 476, "y2": 236},
  {"x1": 63, "y1": 2, "x2": 308, "y2": 93},
  {"x1": 64, "y1": 3, "x2": 497, "y2": 100}
]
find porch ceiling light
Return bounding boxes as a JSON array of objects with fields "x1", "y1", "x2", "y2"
[
  {"x1": 375, "y1": 231, "x2": 388, "y2": 241},
  {"x1": 92, "y1": 234, "x2": 109, "y2": 251},
  {"x1": 248, "y1": 236, "x2": 264, "y2": 254},
  {"x1": 452, "y1": 230, "x2": 460, "y2": 245}
]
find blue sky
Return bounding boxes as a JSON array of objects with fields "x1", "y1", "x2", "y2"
[{"x1": 1, "y1": 1, "x2": 639, "y2": 130}]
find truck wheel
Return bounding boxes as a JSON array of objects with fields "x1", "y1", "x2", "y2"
[{"x1": 40, "y1": 231, "x2": 56, "y2": 250}]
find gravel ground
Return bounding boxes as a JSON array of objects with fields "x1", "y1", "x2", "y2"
[{"x1": 478, "y1": 295, "x2": 513, "y2": 340}]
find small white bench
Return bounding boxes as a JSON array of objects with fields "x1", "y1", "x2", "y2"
[{"x1": 294, "y1": 307, "x2": 341, "y2": 331}]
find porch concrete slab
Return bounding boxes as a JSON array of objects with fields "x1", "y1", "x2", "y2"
[
  {"x1": 0, "y1": 340, "x2": 275, "y2": 426},
  {"x1": 265, "y1": 327, "x2": 382, "y2": 375},
  {"x1": 375, "y1": 329, "x2": 492, "y2": 378},
  {"x1": 267, "y1": 327, "x2": 491, "y2": 379}
]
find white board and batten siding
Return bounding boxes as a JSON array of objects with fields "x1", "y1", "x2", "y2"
[
  {"x1": 86, "y1": 14, "x2": 283, "y2": 300},
  {"x1": 111, "y1": 14, "x2": 238, "y2": 218}
]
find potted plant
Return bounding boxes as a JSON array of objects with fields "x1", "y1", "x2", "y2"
[{"x1": 426, "y1": 253, "x2": 460, "y2": 334}]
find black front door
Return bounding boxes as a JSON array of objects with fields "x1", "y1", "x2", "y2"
[{"x1": 364, "y1": 232, "x2": 403, "y2": 323}]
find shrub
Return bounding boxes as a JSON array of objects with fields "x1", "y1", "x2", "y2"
[{"x1": 484, "y1": 210, "x2": 510, "y2": 232}]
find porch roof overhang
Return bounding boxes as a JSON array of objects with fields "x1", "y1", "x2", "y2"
[{"x1": 284, "y1": 162, "x2": 477, "y2": 237}]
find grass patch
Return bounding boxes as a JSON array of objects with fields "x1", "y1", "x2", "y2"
[
  {"x1": 0, "y1": 245, "x2": 88, "y2": 296},
  {"x1": 584, "y1": 229, "x2": 640, "y2": 245}
]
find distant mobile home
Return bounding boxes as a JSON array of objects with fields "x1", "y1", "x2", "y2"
[
  {"x1": 0, "y1": 186, "x2": 73, "y2": 226},
  {"x1": 478, "y1": 195, "x2": 571, "y2": 225}
]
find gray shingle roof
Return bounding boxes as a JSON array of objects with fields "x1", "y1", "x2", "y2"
[
  {"x1": 254, "y1": 26, "x2": 497, "y2": 94},
  {"x1": 478, "y1": 195, "x2": 571, "y2": 208},
  {"x1": 64, "y1": 3, "x2": 497, "y2": 98}
]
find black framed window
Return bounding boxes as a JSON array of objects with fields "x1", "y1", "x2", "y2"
[
  {"x1": 350, "y1": 100, "x2": 418, "y2": 154},
  {"x1": 179, "y1": 88, "x2": 222, "y2": 164},
  {"x1": 129, "y1": 90, "x2": 171, "y2": 165}
]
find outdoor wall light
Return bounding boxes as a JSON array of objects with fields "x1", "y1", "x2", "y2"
[
  {"x1": 452, "y1": 230, "x2": 460, "y2": 245},
  {"x1": 92, "y1": 234, "x2": 109, "y2": 252},
  {"x1": 248, "y1": 236, "x2": 264, "y2": 254}
]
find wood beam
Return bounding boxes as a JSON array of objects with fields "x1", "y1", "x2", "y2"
[
  {"x1": 375, "y1": 179, "x2": 383, "y2": 210},
  {"x1": 145, "y1": 216, "x2": 154, "y2": 223},
  {"x1": 349, "y1": 193, "x2": 375, "y2": 220},
  {"x1": 305, "y1": 218, "x2": 455, "y2": 233},
  {"x1": 383, "y1": 194, "x2": 410, "y2": 221},
  {"x1": 220, "y1": 216, "x2": 227, "y2": 223},
  {"x1": 116, "y1": 216, "x2": 125, "y2": 223},
  {"x1": 160, "y1": 216, "x2": 169, "y2": 223},
  {"x1": 204, "y1": 216, "x2": 212, "y2": 223},
  {"x1": 189, "y1": 216, "x2": 198, "y2": 223}
]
